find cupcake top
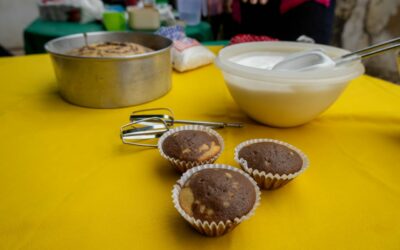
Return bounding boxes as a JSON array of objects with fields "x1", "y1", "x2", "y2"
[
  {"x1": 238, "y1": 141, "x2": 303, "y2": 175},
  {"x1": 161, "y1": 130, "x2": 221, "y2": 162},
  {"x1": 178, "y1": 168, "x2": 257, "y2": 222}
]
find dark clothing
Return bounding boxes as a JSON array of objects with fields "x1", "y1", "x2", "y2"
[{"x1": 239, "y1": 0, "x2": 335, "y2": 44}]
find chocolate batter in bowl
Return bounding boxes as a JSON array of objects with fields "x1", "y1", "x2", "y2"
[
  {"x1": 68, "y1": 42, "x2": 153, "y2": 57},
  {"x1": 45, "y1": 32, "x2": 172, "y2": 108}
]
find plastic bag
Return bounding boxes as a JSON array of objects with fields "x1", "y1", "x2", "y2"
[
  {"x1": 39, "y1": 0, "x2": 104, "y2": 23},
  {"x1": 79, "y1": 0, "x2": 104, "y2": 23},
  {"x1": 156, "y1": 26, "x2": 215, "y2": 72}
]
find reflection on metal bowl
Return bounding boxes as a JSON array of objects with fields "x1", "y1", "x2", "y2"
[{"x1": 45, "y1": 32, "x2": 173, "y2": 108}]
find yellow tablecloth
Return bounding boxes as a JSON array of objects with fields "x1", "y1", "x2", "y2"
[{"x1": 1, "y1": 47, "x2": 400, "y2": 250}]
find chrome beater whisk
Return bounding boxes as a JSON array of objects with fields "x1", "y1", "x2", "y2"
[{"x1": 120, "y1": 108, "x2": 243, "y2": 147}]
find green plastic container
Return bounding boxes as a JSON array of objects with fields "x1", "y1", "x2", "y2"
[{"x1": 102, "y1": 12, "x2": 126, "y2": 31}]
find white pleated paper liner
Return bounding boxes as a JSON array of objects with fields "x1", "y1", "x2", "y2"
[
  {"x1": 172, "y1": 164, "x2": 261, "y2": 237},
  {"x1": 234, "y1": 138, "x2": 309, "y2": 190},
  {"x1": 158, "y1": 125, "x2": 225, "y2": 173}
]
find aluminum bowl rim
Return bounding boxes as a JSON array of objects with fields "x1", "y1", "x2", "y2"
[{"x1": 44, "y1": 31, "x2": 173, "y2": 60}]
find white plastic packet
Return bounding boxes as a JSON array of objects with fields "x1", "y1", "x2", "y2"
[
  {"x1": 172, "y1": 38, "x2": 215, "y2": 72},
  {"x1": 78, "y1": 0, "x2": 104, "y2": 23},
  {"x1": 156, "y1": 25, "x2": 215, "y2": 72}
]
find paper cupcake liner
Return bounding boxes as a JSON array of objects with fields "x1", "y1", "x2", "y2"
[
  {"x1": 158, "y1": 125, "x2": 225, "y2": 173},
  {"x1": 234, "y1": 139, "x2": 309, "y2": 190},
  {"x1": 172, "y1": 164, "x2": 261, "y2": 237}
]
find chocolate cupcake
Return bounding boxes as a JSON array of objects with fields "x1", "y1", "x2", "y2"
[
  {"x1": 172, "y1": 164, "x2": 260, "y2": 236},
  {"x1": 158, "y1": 125, "x2": 224, "y2": 172},
  {"x1": 235, "y1": 139, "x2": 309, "y2": 190}
]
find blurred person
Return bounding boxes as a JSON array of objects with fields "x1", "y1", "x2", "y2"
[
  {"x1": 233, "y1": 0, "x2": 335, "y2": 44},
  {"x1": 207, "y1": 0, "x2": 237, "y2": 39}
]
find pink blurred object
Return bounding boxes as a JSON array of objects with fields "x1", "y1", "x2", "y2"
[
  {"x1": 125, "y1": 0, "x2": 138, "y2": 6},
  {"x1": 41, "y1": 0, "x2": 64, "y2": 3},
  {"x1": 207, "y1": 0, "x2": 224, "y2": 16},
  {"x1": 230, "y1": 34, "x2": 278, "y2": 45},
  {"x1": 232, "y1": 0, "x2": 241, "y2": 23}
]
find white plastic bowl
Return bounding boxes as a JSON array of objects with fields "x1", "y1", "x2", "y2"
[{"x1": 215, "y1": 42, "x2": 365, "y2": 127}]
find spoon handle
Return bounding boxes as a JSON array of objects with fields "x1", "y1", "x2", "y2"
[
  {"x1": 83, "y1": 33, "x2": 88, "y2": 47},
  {"x1": 342, "y1": 37, "x2": 400, "y2": 59},
  {"x1": 357, "y1": 43, "x2": 400, "y2": 59},
  {"x1": 335, "y1": 42, "x2": 400, "y2": 66}
]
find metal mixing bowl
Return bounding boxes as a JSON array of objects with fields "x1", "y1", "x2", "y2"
[{"x1": 45, "y1": 32, "x2": 173, "y2": 108}]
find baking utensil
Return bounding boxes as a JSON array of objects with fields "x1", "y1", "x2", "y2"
[
  {"x1": 129, "y1": 108, "x2": 243, "y2": 128},
  {"x1": 83, "y1": 32, "x2": 88, "y2": 47},
  {"x1": 273, "y1": 37, "x2": 400, "y2": 71},
  {"x1": 121, "y1": 117, "x2": 170, "y2": 147},
  {"x1": 121, "y1": 108, "x2": 243, "y2": 147}
]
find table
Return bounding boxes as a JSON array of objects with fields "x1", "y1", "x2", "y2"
[
  {"x1": 1, "y1": 47, "x2": 400, "y2": 249},
  {"x1": 23, "y1": 18, "x2": 213, "y2": 54}
]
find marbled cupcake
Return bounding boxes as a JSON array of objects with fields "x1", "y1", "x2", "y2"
[
  {"x1": 172, "y1": 164, "x2": 261, "y2": 236},
  {"x1": 235, "y1": 139, "x2": 309, "y2": 190},
  {"x1": 158, "y1": 125, "x2": 224, "y2": 172}
]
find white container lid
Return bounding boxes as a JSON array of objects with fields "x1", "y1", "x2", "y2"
[{"x1": 215, "y1": 42, "x2": 365, "y2": 85}]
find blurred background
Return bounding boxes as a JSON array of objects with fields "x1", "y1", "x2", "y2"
[{"x1": 0, "y1": 0, "x2": 399, "y2": 82}]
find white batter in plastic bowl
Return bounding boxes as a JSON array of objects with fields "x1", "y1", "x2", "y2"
[{"x1": 215, "y1": 42, "x2": 365, "y2": 127}]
